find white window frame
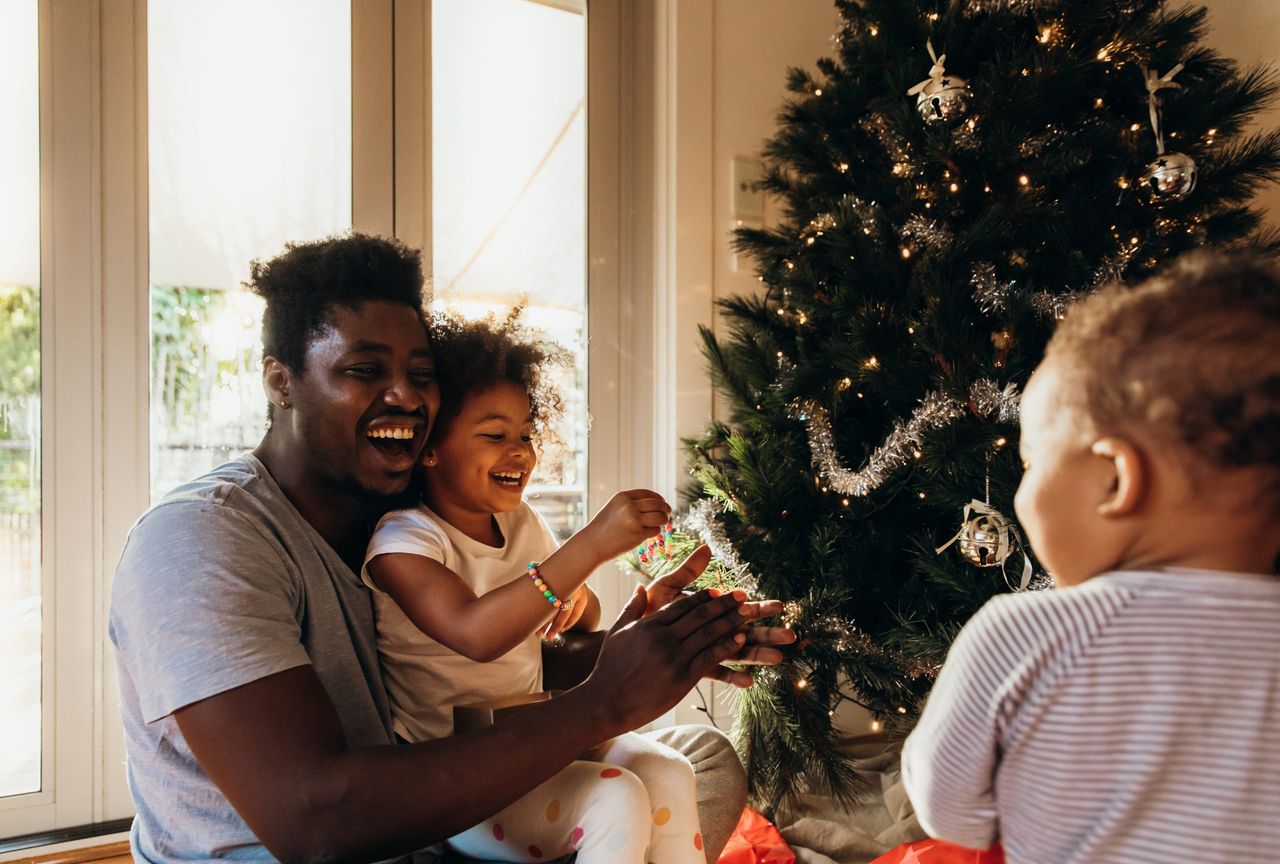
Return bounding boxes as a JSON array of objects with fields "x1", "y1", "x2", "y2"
[{"x1": 2, "y1": 0, "x2": 661, "y2": 840}]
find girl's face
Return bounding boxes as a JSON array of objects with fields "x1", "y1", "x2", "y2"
[{"x1": 423, "y1": 379, "x2": 537, "y2": 519}]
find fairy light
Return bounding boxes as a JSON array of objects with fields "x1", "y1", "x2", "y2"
[
  {"x1": 907, "y1": 326, "x2": 915, "y2": 334},
  {"x1": 838, "y1": 162, "x2": 850, "y2": 172},
  {"x1": 796, "y1": 678, "x2": 809, "y2": 690},
  {"x1": 897, "y1": 706, "x2": 908, "y2": 714},
  {"x1": 901, "y1": 247, "x2": 912, "y2": 259},
  {"x1": 1097, "y1": 48, "x2": 1110, "y2": 61},
  {"x1": 949, "y1": 182, "x2": 959, "y2": 192},
  {"x1": 839, "y1": 377, "x2": 853, "y2": 390},
  {"x1": 814, "y1": 88, "x2": 823, "y2": 96},
  {"x1": 1130, "y1": 123, "x2": 1141, "y2": 132},
  {"x1": 1118, "y1": 176, "x2": 1130, "y2": 189},
  {"x1": 1038, "y1": 26, "x2": 1052, "y2": 44},
  {"x1": 868, "y1": 24, "x2": 879, "y2": 36},
  {"x1": 917, "y1": 491, "x2": 926, "y2": 499},
  {"x1": 1095, "y1": 97, "x2": 1104, "y2": 108},
  {"x1": 864, "y1": 356, "x2": 880, "y2": 369},
  {"x1": 994, "y1": 436, "x2": 1008, "y2": 448},
  {"x1": 870, "y1": 720, "x2": 883, "y2": 732},
  {"x1": 1018, "y1": 175, "x2": 1030, "y2": 187}
]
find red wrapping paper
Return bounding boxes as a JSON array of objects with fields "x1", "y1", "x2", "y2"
[
  {"x1": 869, "y1": 839, "x2": 1005, "y2": 864},
  {"x1": 717, "y1": 807, "x2": 797, "y2": 864}
]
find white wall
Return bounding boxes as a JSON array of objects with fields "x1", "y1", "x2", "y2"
[{"x1": 1201, "y1": 0, "x2": 1280, "y2": 218}]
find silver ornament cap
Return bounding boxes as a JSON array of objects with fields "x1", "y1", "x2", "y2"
[{"x1": 1139, "y1": 151, "x2": 1198, "y2": 203}]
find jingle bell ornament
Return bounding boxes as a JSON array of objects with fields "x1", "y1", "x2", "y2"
[
  {"x1": 1139, "y1": 151, "x2": 1198, "y2": 203},
  {"x1": 908, "y1": 40, "x2": 971, "y2": 124},
  {"x1": 1137, "y1": 63, "x2": 1197, "y2": 204},
  {"x1": 937, "y1": 499, "x2": 1034, "y2": 591}
]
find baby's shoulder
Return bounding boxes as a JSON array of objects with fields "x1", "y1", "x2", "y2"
[{"x1": 969, "y1": 578, "x2": 1135, "y2": 654}]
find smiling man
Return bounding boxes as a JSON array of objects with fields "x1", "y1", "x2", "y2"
[{"x1": 109, "y1": 233, "x2": 791, "y2": 863}]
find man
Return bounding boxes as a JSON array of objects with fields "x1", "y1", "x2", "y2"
[{"x1": 110, "y1": 233, "x2": 790, "y2": 863}]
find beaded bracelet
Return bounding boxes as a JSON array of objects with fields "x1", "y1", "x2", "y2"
[{"x1": 527, "y1": 561, "x2": 567, "y2": 609}]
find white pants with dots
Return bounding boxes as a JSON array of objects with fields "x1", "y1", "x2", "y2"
[{"x1": 446, "y1": 731, "x2": 707, "y2": 864}]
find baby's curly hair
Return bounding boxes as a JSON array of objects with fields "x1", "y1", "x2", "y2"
[
  {"x1": 427, "y1": 306, "x2": 572, "y2": 448},
  {"x1": 1045, "y1": 250, "x2": 1280, "y2": 500},
  {"x1": 245, "y1": 232, "x2": 427, "y2": 373}
]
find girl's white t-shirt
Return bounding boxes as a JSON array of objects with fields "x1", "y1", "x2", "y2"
[{"x1": 361, "y1": 502, "x2": 560, "y2": 742}]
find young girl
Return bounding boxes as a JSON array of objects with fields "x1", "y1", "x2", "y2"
[
  {"x1": 901, "y1": 252, "x2": 1280, "y2": 862},
  {"x1": 362, "y1": 310, "x2": 709, "y2": 864}
]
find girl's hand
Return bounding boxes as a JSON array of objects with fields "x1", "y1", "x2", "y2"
[
  {"x1": 542, "y1": 585, "x2": 591, "y2": 641},
  {"x1": 577, "y1": 489, "x2": 671, "y2": 563}
]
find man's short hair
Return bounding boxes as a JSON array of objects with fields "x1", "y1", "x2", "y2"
[{"x1": 246, "y1": 232, "x2": 427, "y2": 373}]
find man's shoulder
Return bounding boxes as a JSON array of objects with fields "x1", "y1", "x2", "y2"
[{"x1": 124, "y1": 455, "x2": 295, "y2": 556}]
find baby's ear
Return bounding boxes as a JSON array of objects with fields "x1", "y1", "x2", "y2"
[{"x1": 1090, "y1": 436, "x2": 1146, "y2": 517}]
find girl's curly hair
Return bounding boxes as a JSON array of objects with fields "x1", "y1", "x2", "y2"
[{"x1": 427, "y1": 305, "x2": 572, "y2": 449}]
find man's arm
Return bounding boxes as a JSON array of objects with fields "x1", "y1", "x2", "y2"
[{"x1": 176, "y1": 586, "x2": 754, "y2": 863}]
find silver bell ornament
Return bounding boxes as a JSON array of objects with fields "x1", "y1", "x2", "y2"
[
  {"x1": 908, "y1": 40, "x2": 971, "y2": 124},
  {"x1": 1139, "y1": 151, "x2": 1198, "y2": 203},
  {"x1": 1137, "y1": 63, "x2": 1197, "y2": 204},
  {"x1": 937, "y1": 499, "x2": 1034, "y2": 591}
]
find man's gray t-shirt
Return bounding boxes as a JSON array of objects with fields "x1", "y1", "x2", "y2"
[{"x1": 109, "y1": 454, "x2": 396, "y2": 862}]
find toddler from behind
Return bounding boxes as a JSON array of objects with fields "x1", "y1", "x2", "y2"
[{"x1": 902, "y1": 251, "x2": 1280, "y2": 863}]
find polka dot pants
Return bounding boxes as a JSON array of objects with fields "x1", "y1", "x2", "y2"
[{"x1": 446, "y1": 731, "x2": 706, "y2": 864}]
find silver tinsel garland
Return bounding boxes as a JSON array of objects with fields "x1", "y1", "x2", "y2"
[
  {"x1": 805, "y1": 391, "x2": 965, "y2": 497},
  {"x1": 899, "y1": 215, "x2": 954, "y2": 254},
  {"x1": 805, "y1": 380, "x2": 1020, "y2": 498},
  {"x1": 681, "y1": 499, "x2": 759, "y2": 594},
  {"x1": 970, "y1": 262, "x2": 1015, "y2": 313},
  {"x1": 968, "y1": 377, "x2": 1021, "y2": 422},
  {"x1": 781, "y1": 604, "x2": 940, "y2": 680},
  {"x1": 963, "y1": 0, "x2": 1062, "y2": 16}
]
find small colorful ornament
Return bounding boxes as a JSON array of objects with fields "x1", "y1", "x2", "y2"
[
  {"x1": 1138, "y1": 63, "x2": 1198, "y2": 204},
  {"x1": 907, "y1": 40, "x2": 970, "y2": 124},
  {"x1": 636, "y1": 521, "x2": 676, "y2": 566}
]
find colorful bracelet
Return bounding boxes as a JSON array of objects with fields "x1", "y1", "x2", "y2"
[{"x1": 527, "y1": 561, "x2": 566, "y2": 609}]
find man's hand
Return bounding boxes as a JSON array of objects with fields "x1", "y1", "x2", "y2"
[
  {"x1": 578, "y1": 585, "x2": 755, "y2": 735},
  {"x1": 641, "y1": 545, "x2": 795, "y2": 687}
]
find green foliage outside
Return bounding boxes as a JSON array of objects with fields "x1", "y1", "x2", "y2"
[{"x1": 0, "y1": 284, "x2": 39, "y2": 513}]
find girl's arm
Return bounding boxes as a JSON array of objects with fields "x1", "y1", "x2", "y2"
[{"x1": 369, "y1": 490, "x2": 668, "y2": 662}]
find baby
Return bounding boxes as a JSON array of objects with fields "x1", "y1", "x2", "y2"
[{"x1": 901, "y1": 251, "x2": 1280, "y2": 862}]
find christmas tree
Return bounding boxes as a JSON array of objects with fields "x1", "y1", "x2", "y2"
[{"x1": 683, "y1": 0, "x2": 1280, "y2": 813}]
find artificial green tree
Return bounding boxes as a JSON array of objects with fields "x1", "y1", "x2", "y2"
[{"x1": 683, "y1": 0, "x2": 1280, "y2": 813}]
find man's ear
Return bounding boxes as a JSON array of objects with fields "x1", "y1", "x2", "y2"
[
  {"x1": 1090, "y1": 436, "x2": 1146, "y2": 517},
  {"x1": 262, "y1": 356, "x2": 293, "y2": 407}
]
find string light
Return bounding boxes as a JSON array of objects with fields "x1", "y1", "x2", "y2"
[
  {"x1": 1095, "y1": 97, "x2": 1104, "y2": 108},
  {"x1": 870, "y1": 720, "x2": 883, "y2": 732},
  {"x1": 1018, "y1": 174, "x2": 1030, "y2": 187},
  {"x1": 868, "y1": 25, "x2": 879, "y2": 36}
]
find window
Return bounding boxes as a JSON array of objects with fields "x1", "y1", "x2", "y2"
[
  {"x1": 431, "y1": 0, "x2": 589, "y2": 540},
  {"x1": 4, "y1": 0, "x2": 634, "y2": 841},
  {"x1": 148, "y1": 0, "x2": 352, "y2": 499},
  {"x1": 0, "y1": 0, "x2": 40, "y2": 803}
]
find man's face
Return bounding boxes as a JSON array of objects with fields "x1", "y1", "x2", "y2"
[
  {"x1": 1014, "y1": 365, "x2": 1116, "y2": 587},
  {"x1": 285, "y1": 300, "x2": 440, "y2": 500}
]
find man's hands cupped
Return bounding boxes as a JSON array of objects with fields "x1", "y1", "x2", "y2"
[{"x1": 579, "y1": 545, "x2": 795, "y2": 733}]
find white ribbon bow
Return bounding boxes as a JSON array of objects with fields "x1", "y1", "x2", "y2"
[
  {"x1": 907, "y1": 40, "x2": 949, "y2": 97},
  {"x1": 1143, "y1": 62, "x2": 1184, "y2": 155}
]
